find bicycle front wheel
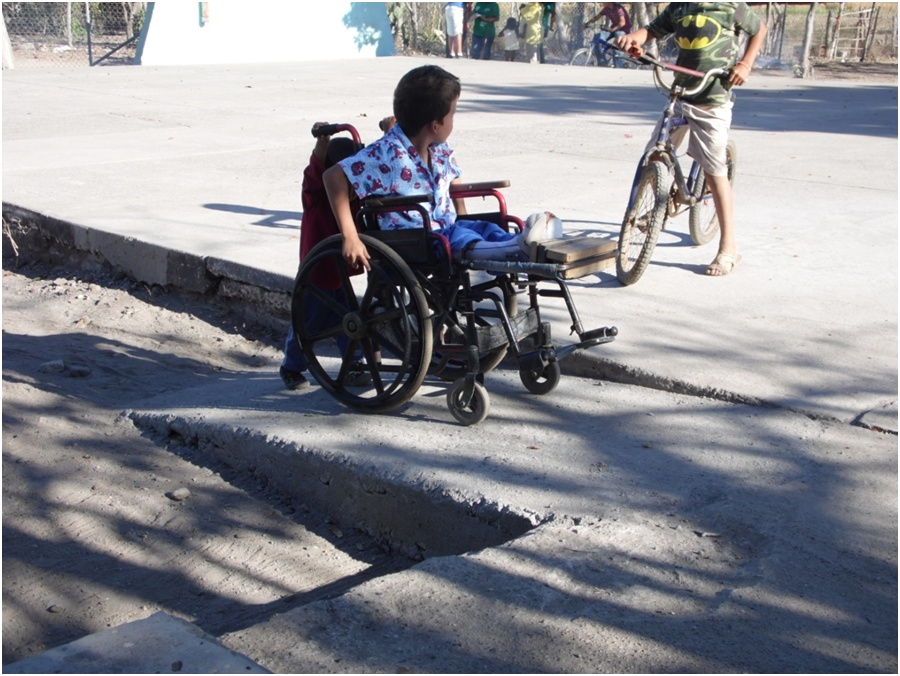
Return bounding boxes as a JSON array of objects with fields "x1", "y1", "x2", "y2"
[
  {"x1": 616, "y1": 161, "x2": 670, "y2": 286},
  {"x1": 688, "y1": 141, "x2": 737, "y2": 246},
  {"x1": 569, "y1": 48, "x2": 597, "y2": 67}
]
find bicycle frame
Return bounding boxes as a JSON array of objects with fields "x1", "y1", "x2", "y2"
[
  {"x1": 621, "y1": 52, "x2": 729, "y2": 215},
  {"x1": 590, "y1": 30, "x2": 614, "y2": 65},
  {"x1": 627, "y1": 95, "x2": 703, "y2": 216}
]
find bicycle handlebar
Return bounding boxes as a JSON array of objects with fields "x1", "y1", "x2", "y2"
[{"x1": 598, "y1": 38, "x2": 731, "y2": 97}]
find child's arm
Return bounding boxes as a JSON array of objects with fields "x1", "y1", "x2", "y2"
[
  {"x1": 450, "y1": 178, "x2": 467, "y2": 217},
  {"x1": 324, "y1": 164, "x2": 371, "y2": 271},
  {"x1": 729, "y1": 21, "x2": 768, "y2": 87},
  {"x1": 614, "y1": 27, "x2": 650, "y2": 55}
]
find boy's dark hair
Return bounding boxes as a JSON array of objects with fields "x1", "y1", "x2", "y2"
[
  {"x1": 393, "y1": 65, "x2": 461, "y2": 137},
  {"x1": 325, "y1": 137, "x2": 363, "y2": 167}
]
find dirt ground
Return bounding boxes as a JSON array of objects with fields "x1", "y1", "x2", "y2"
[
  {"x1": 1, "y1": 55, "x2": 895, "y2": 668},
  {"x1": 805, "y1": 59, "x2": 898, "y2": 81},
  {"x1": 1, "y1": 259, "x2": 412, "y2": 666}
]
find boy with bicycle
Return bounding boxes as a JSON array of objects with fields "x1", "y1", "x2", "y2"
[{"x1": 615, "y1": 3, "x2": 766, "y2": 276}]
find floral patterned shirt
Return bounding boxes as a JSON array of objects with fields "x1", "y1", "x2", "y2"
[{"x1": 338, "y1": 125, "x2": 462, "y2": 230}]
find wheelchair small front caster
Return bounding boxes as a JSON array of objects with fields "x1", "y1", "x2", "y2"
[
  {"x1": 520, "y1": 360, "x2": 561, "y2": 395},
  {"x1": 447, "y1": 378, "x2": 491, "y2": 426}
]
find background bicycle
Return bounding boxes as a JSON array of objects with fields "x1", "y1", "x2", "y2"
[
  {"x1": 569, "y1": 27, "x2": 646, "y2": 68},
  {"x1": 569, "y1": 28, "x2": 615, "y2": 67}
]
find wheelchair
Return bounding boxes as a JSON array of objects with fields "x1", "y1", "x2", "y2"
[{"x1": 290, "y1": 124, "x2": 618, "y2": 425}]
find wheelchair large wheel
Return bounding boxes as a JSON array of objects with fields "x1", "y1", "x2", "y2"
[
  {"x1": 431, "y1": 274, "x2": 518, "y2": 382},
  {"x1": 292, "y1": 234, "x2": 432, "y2": 414},
  {"x1": 689, "y1": 141, "x2": 737, "y2": 246}
]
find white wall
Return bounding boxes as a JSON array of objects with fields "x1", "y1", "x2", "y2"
[{"x1": 136, "y1": 1, "x2": 394, "y2": 66}]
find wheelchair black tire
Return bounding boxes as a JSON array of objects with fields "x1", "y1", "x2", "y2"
[
  {"x1": 292, "y1": 234, "x2": 432, "y2": 414},
  {"x1": 447, "y1": 378, "x2": 491, "y2": 426},
  {"x1": 519, "y1": 359, "x2": 561, "y2": 395}
]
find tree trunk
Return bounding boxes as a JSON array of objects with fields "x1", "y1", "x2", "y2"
[{"x1": 801, "y1": 2, "x2": 818, "y2": 78}]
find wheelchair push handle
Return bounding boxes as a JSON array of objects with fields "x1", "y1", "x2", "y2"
[{"x1": 310, "y1": 122, "x2": 362, "y2": 146}]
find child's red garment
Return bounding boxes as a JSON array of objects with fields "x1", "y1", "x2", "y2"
[{"x1": 299, "y1": 152, "x2": 360, "y2": 289}]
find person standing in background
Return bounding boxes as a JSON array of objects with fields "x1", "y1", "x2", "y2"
[
  {"x1": 445, "y1": 2, "x2": 465, "y2": 58},
  {"x1": 519, "y1": 2, "x2": 543, "y2": 63},
  {"x1": 470, "y1": 2, "x2": 500, "y2": 60},
  {"x1": 498, "y1": 16, "x2": 520, "y2": 61},
  {"x1": 539, "y1": 3, "x2": 556, "y2": 63}
]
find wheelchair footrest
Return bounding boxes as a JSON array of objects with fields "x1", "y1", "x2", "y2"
[
  {"x1": 575, "y1": 326, "x2": 618, "y2": 350},
  {"x1": 581, "y1": 326, "x2": 618, "y2": 344},
  {"x1": 537, "y1": 236, "x2": 617, "y2": 279}
]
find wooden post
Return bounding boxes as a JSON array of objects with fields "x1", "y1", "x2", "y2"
[
  {"x1": 861, "y1": 3, "x2": 878, "y2": 62},
  {"x1": 828, "y1": 2, "x2": 844, "y2": 61}
]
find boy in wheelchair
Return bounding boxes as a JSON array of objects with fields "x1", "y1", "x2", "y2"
[
  {"x1": 291, "y1": 65, "x2": 616, "y2": 424},
  {"x1": 323, "y1": 64, "x2": 557, "y2": 271}
]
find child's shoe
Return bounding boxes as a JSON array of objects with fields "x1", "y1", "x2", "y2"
[{"x1": 280, "y1": 366, "x2": 309, "y2": 390}]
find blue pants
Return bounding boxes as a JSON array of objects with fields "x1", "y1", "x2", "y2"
[
  {"x1": 471, "y1": 35, "x2": 494, "y2": 60},
  {"x1": 442, "y1": 219, "x2": 527, "y2": 262},
  {"x1": 282, "y1": 288, "x2": 355, "y2": 373}
]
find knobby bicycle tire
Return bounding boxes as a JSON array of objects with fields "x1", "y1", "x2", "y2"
[
  {"x1": 616, "y1": 161, "x2": 670, "y2": 286},
  {"x1": 688, "y1": 141, "x2": 737, "y2": 246},
  {"x1": 569, "y1": 48, "x2": 597, "y2": 67}
]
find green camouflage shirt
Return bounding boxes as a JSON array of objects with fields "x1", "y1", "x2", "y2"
[{"x1": 647, "y1": 2, "x2": 762, "y2": 105}]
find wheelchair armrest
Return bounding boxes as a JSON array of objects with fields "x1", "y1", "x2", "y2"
[
  {"x1": 362, "y1": 193, "x2": 433, "y2": 209},
  {"x1": 450, "y1": 180, "x2": 511, "y2": 194}
]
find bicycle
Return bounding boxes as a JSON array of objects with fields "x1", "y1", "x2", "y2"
[
  {"x1": 613, "y1": 45, "x2": 737, "y2": 286},
  {"x1": 569, "y1": 29, "x2": 616, "y2": 68}
]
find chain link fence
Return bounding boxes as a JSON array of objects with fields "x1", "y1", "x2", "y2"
[
  {"x1": 3, "y1": 3, "x2": 896, "y2": 73},
  {"x1": 387, "y1": 2, "x2": 898, "y2": 74},
  {"x1": 2, "y1": 2, "x2": 145, "y2": 68}
]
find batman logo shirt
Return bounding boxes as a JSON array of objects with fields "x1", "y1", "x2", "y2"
[{"x1": 646, "y1": 3, "x2": 763, "y2": 105}]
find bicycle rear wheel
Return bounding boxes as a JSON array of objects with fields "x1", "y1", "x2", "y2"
[
  {"x1": 688, "y1": 141, "x2": 737, "y2": 246},
  {"x1": 569, "y1": 48, "x2": 597, "y2": 67},
  {"x1": 616, "y1": 161, "x2": 670, "y2": 286}
]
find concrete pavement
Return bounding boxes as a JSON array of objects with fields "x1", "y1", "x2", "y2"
[{"x1": 3, "y1": 57, "x2": 897, "y2": 672}]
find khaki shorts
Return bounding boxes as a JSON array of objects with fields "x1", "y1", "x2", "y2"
[{"x1": 646, "y1": 99, "x2": 733, "y2": 177}]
